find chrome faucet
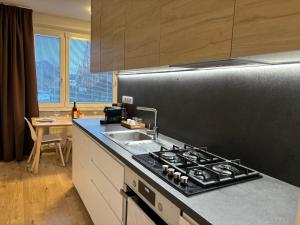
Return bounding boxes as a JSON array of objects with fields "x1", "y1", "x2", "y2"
[{"x1": 136, "y1": 106, "x2": 158, "y2": 140}]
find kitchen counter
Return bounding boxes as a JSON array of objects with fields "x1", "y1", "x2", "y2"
[{"x1": 73, "y1": 118, "x2": 300, "y2": 225}]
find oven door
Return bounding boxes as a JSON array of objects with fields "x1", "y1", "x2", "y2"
[
  {"x1": 127, "y1": 196, "x2": 156, "y2": 225},
  {"x1": 120, "y1": 188, "x2": 167, "y2": 225}
]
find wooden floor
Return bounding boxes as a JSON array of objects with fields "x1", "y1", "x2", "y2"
[{"x1": 0, "y1": 153, "x2": 93, "y2": 225}]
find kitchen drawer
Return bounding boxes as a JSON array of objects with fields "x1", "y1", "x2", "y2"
[
  {"x1": 73, "y1": 125, "x2": 125, "y2": 225},
  {"x1": 89, "y1": 156, "x2": 123, "y2": 222},
  {"x1": 73, "y1": 126, "x2": 93, "y2": 164},
  {"x1": 87, "y1": 139, "x2": 124, "y2": 190},
  {"x1": 87, "y1": 177, "x2": 122, "y2": 225},
  {"x1": 72, "y1": 154, "x2": 90, "y2": 205},
  {"x1": 73, "y1": 150, "x2": 122, "y2": 225},
  {"x1": 73, "y1": 125, "x2": 124, "y2": 190}
]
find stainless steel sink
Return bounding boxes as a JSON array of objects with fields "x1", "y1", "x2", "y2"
[
  {"x1": 102, "y1": 130, "x2": 174, "y2": 155},
  {"x1": 104, "y1": 130, "x2": 152, "y2": 142}
]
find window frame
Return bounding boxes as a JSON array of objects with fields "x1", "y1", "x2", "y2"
[
  {"x1": 34, "y1": 27, "x2": 117, "y2": 111},
  {"x1": 34, "y1": 27, "x2": 66, "y2": 109}
]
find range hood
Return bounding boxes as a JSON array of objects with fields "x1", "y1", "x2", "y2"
[
  {"x1": 119, "y1": 50, "x2": 300, "y2": 75},
  {"x1": 170, "y1": 58, "x2": 267, "y2": 69},
  {"x1": 239, "y1": 50, "x2": 300, "y2": 65},
  {"x1": 171, "y1": 50, "x2": 300, "y2": 69},
  {"x1": 119, "y1": 59, "x2": 264, "y2": 75},
  {"x1": 119, "y1": 65, "x2": 193, "y2": 75}
]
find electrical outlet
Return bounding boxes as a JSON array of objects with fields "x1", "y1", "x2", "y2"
[{"x1": 122, "y1": 96, "x2": 133, "y2": 104}]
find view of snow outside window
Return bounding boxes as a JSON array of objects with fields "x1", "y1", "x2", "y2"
[
  {"x1": 35, "y1": 34, "x2": 60, "y2": 103},
  {"x1": 69, "y1": 38, "x2": 113, "y2": 103},
  {"x1": 34, "y1": 34, "x2": 113, "y2": 104}
]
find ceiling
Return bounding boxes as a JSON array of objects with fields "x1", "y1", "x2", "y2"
[{"x1": 1, "y1": 0, "x2": 91, "y2": 21}]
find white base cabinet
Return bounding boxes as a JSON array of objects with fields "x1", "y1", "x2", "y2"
[{"x1": 72, "y1": 125, "x2": 124, "y2": 225}]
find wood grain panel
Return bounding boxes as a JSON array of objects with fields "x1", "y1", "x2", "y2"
[
  {"x1": 232, "y1": 0, "x2": 300, "y2": 57},
  {"x1": 90, "y1": 0, "x2": 101, "y2": 73},
  {"x1": 125, "y1": 0, "x2": 160, "y2": 70},
  {"x1": 100, "y1": 0, "x2": 126, "y2": 72},
  {"x1": 160, "y1": 0, "x2": 235, "y2": 66}
]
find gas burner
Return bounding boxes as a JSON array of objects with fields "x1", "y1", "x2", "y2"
[
  {"x1": 133, "y1": 143, "x2": 261, "y2": 196},
  {"x1": 161, "y1": 152, "x2": 176, "y2": 160},
  {"x1": 182, "y1": 151, "x2": 198, "y2": 161},
  {"x1": 190, "y1": 150, "x2": 211, "y2": 160},
  {"x1": 190, "y1": 168, "x2": 211, "y2": 181},
  {"x1": 212, "y1": 164, "x2": 240, "y2": 176}
]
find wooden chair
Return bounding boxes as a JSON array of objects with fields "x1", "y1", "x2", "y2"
[
  {"x1": 64, "y1": 136, "x2": 72, "y2": 164},
  {"x1": 25, "y1": 117, "x2": 65, "y2": 167}
]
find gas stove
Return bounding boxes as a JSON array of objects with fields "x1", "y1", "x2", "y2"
[{"x1": 133, "y1": 144, "x2": 261, "y2": 196}]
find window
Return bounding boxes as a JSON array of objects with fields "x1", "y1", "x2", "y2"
[
  {"x1": 34, "y1": 28, "x2": 115, "y2": 110},
  {"x1": 68, "y1": 38, "x2": 113, "y2": 103},
  {"x1": 34, "y1": 34, "x2": 61, "y2": 103}
]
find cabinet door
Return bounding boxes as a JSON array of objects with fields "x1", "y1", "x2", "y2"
[
  {"x1": 160, "y1": 0, "x2": 235, "y2": 66},
  {"x1": 125, "y1": 0, "x2": 160, "y2": 70},
  {"x1": 72, "y1": 126, "x2": 124, "y2": 225},
  {"x1": 90, "y1": 0, "x2": 101, "y2": 73},
  {"x1": 100, "y1": 0, "x2": 126, "y2": 72},
  {"x1": 232, "y1": 0, "x2": 300, "y2": 57},
  {"x1": 87, "y1": 178, "x2": 122, "y2": 225}
]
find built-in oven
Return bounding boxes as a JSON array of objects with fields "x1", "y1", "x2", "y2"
[
  {"x1": 120, "y1": 187, "x2": 167, "y2": 225},
  {"x1": 121, "y1": 166, "x2": 199, "y2": 225}
]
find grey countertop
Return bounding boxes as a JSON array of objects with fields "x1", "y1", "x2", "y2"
[{"x1": 73, "y1": 118, "x2": 300, "y2": 225}]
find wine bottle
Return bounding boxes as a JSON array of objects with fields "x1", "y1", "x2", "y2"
[{"x1": 72, "y1": 101, "x2": 78, "y2": 119}]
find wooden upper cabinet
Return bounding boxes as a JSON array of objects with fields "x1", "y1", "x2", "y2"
[
  {"x1": 90, "y1": 0, "x2": 101, "y2": 73},
  {"x1": 232, "y1": 0, "x2": 300, "y2": 57},
  {"x1": 100, "y1": 0, "x2": 126, "y2": 72},
  {"x1": 160, "y1": 0, "x2": 235, "y2": 66},
  {"x1": 125, "y1": 0, "x2": 160, "y2": 70}
]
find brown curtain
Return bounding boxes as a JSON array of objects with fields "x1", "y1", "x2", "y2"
[{"x1": 0, "y1": 4, "x2": 39, "y2": 161}]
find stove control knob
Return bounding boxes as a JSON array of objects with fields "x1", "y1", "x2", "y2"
[
  {"x1": 162, "y1": 165, "x2": 169, "y2": 173},
  {"x1": 167, "y1": 168, "x2": 175, "y2": 176},
  {"x1": 132, "y1": 180, "x2": 137, "y2": 187},
  {"x1": 180, "y1": 176, "x2": 188, "y2": 185},
  {"x1": 158, "y1": 202, "x2": 163, "y2": 212},
  {"x1": 174, "y1": 172, "x2": 181, "y2": 181}
]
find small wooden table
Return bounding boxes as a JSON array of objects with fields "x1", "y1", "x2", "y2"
[{"x1": 30, "y1": 117, "x2": 73, "y2": 174}]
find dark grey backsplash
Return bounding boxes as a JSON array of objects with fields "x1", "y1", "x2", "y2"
[{"x1": 118, "y1": 64, "x2": 300, "y2": 187}]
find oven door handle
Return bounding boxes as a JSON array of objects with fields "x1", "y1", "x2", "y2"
[
  {"x1": 120, "y1": 188, "x2": 135, "y2": 200},
  {"x1": 120, "y1": 188, "x2": 129, "y2": 200},
  {"x1": 120, "y1": 188, "x2": 136, "y2": 225},
  {"x1": 120, "y1": 188, "x2": 129, "y2": 225}
]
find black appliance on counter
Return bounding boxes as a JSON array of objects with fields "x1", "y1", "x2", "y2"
[
  {"x1": 100, "y1": 106, "x2": 123, "y2": 124},
  {"x1": 133, "y1": 144, "x2": 261, "y2": 196}
]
